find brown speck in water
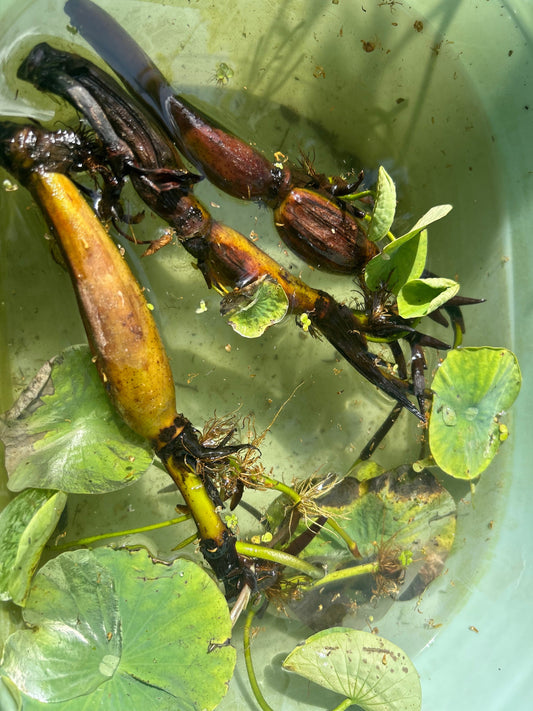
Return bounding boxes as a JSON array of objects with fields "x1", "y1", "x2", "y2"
[
  {"x1": 414, "y1": 20, "x2": 423, "y2": 32},
  {"x1": 508, "y1": 49, "x2": 513, "y2": 56},
  {"x1": 361, "y1": 40, "x2": 376, "y2": 52},
  {"x1": 313, "y1": 65, "x2": 326, "y2": 79},
  {"x1": 469, "y1": 625, "x2": 479, "y2": 633},
  {"x1": 396, "y1": 97, "x2": 405, "y2": 104},
  {"x1": 378, "y1": 0, "x2": 403, "y2": 10}
]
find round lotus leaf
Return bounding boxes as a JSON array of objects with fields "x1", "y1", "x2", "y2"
[
  {"x1": 2, "y1": 548, "x2": 235, "y2": 710},
  {"x1": 429, "y1": 347, "x2": 521, "y2": 478},
  {"x1": 283, "y1": 627, "x2": 421, "y2": 710}
]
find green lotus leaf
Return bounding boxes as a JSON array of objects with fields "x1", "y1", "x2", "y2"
[
  {"x1": 2, "y1": 345, "x2": 153, "y2": 494},
  {"x1": 266, "y1": 466, "x2": 456, "y2": 626},
  {"x1": 365, "y1": 229, "x2": 427, "y2": 293},
  {"x1": 353, "y1": 460, "x2": 385, "y2": 482},
  {"x1": 0, "y1": 488, "x2": 67, "y2": 605},
  {"x1": 1, "y1": 548, "x2": 235, "y2": 710},
  {"x1": 397, "y1": 276, "x2": 459, "y2": 318},
  {"x1": 429, "y1": 347, "x2": 521, "y2": 478},
  {"x1": 223, "y1": 276, "x2": 288, "y2": 338},
  {"x1": 365, "y1": 202, "x2": 451, "y2": 293},
  {"x1": 270, "y1": 466, "x2": 455, "y2": 562},
  {"x1": 283, "y1": 627, "x2": 421, "y2": 711},
  {"x1": 368, "y1": 166, "x2": 396, "y2": 242},
  {"x1": 403, "y1": 203, "x2": 452, "y2": 236},
  {"x1": 0, "y1": 677, "x2": 20, "y2": 711},
  {"x1": 1, "y1": 549, "x2": 121, "y2": 702}
]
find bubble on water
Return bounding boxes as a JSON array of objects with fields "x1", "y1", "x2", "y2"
[
  {"x1": 99, "y1": 654, "x2": 120, "y2": 677},
  {"x1": 442, "y1": 405, "x2": 457, "y2": 426}
]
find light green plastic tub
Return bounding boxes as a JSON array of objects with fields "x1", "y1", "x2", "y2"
[{"x1": 0, "y1": 1, "x2": 530, "y2": 709}]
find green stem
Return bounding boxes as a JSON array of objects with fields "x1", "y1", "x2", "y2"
[
  {"x1": 343, "y1": 189, "x2": 373, "y2": 202},
  {"x1": 54, "y1": 513, "x2": 191, "y2": 550},
  {"x1": 236, "y1": 541, "x2": 323, "y2": 579},
  {"x1": 259, "y1": 474, "x2": 300, "y2": 503},
  {"x1": 299, "y1": 561, "x2": 379, "y2": 592},
  {"x1": 172, "y1": 532, "x2": 198, "y2": 550},
  {"x1": 330, "y1": 698, "x2": 354, "y2": 711},
  {"x1": 253, "y1": 474, "x2": 360, "y2": 558},
  {"x1": 325, "y1": 517, "x2": 360, "y2": 557},
  {"x1": 244, "y1": 604, "x2": 275, "y2": 711}
]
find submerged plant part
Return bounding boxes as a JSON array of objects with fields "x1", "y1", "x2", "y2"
[
  {"x1": 265, "y1": 465, "x2": 456, "y2": 629},
  {"x1": 1, "y1": 549, "x2": 236, "y2": 709},
  {"x1": 0, "y1": 121, "x2": 252, "y2": 598},
  {"x1": 213, "y1": 62, "x2": 234, "y2": 86},
  {"x1": 65, "y1": 0, "x2": 380, "y2": 275},
  {"x1": 0, "y1": 5, "x2": 522, "y2": 711},
  {"x1": 18, "y1": 41, "x2": 209, "y2": 243},
  {"x1": 283, "y1": 627, "x2": 422, "y2": 711},
  {"x1": 17, "y1": 42, "x2": 428, "y2": 420}
]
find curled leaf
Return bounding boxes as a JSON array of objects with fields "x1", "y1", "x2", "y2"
[
  {"x1": 406, "y1": 203, "x2": 452, "y2": 234},
  {"x1": 365, "y1": 202, "x2": 452, "y2": 294},
  {"x1": 368, "y1": 166, "x2": 396, "y2": 242},
  {"x1": 397, "y1": 276, "x2": 459, "y2": 318},
  {"x1": 0, "y1": 488, "x2": 67, "y2": 606},
  {"x1": 365, "y1": 229, "x2": 427, "y2": 293}
]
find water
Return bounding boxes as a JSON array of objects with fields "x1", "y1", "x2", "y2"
[{"x1": 0, "y1": 2, "x2": 513, "y2": 710}]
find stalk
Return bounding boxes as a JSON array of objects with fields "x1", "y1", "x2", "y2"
[
  {"x1": 235, "y1": 541, "x2": 323, "y2": 579},
  {"x1": 243, "y1": 605, "x2": 275, "y2": 711},
  {"x1": 0, "y1": 121, "x2": 249, "y2": 597},
  {"x1": 330, "y1": 699, "x2": 355, "y2": 711},
  {"x1": 29, "y1": 171, "x2": 244, "y2": 595},
  {"x1": 299, "y1": 562, "x2": 380, "y2": 592},
  {"x1": 251, "y1": 473, "x2": 360, "y2": 558},
  {"x1": 54, "y1": 513, "x2": 191, "y2": 550}
]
